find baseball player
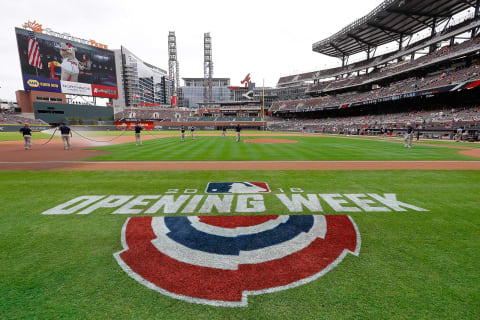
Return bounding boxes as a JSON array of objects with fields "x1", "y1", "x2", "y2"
[
  {"x1": 19, "y1": 123, "x2": 32, "y2": 150},
  {"x1": 59, "y1": 123, "x2": 73, "y2": 150},
  {"x1": 222, "y1": 126, "x2": 226, "y2": 138},
  {"x1": 181, "y1": 126, "x2": 185, "y2": 142},
  {"x1": 235, "y1": 124, "x2": 241, "y2": 142},
  {"x1": 134, "y1": 122, "x2": 143, "y2": 146},
  {"x1": 404, "y1": 123, "x2": 414, "y2": 148},
  {"x1": 190, "y1": 126, "x2": 195, "y2": 140}
]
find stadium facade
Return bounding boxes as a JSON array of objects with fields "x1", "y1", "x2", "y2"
[
  {"x1": 178, "y1": 78, "x2": 231, "y2": 108},
  {"x1": 113, "y1": 46, "x2": 171, "y2": 112}
]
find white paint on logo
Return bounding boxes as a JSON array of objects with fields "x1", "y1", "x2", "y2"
[
  {"x1": 276, "y1": 194, "x2": 323, "y2": 212},
  {"x1": 344, "y1": 194, "x2": 390, "y2": 212},
  {"x1": 76, "y1": 196, "x2": 134, "y2": 215},
  {"x1": 235, "y1": 195, "x2": 266, "y2": 213},
  {"x1": 228, "y1": 183, "x2": 266, "y2": 194},
  {"x1": 187, "y1": 215, "x2": 289, "y2": 237},
  {"x1": 181, "y1": 195, "x2": 204, "y2": 213},
  {"x1": 114, "y1": 196, "x2": 161, "y2": 214},
  {"x1": 41, "y1": 193, "x2": 428, "y2": 215},
  {"x1": 319, "y1": 194, "x2": 362, "y2": 212},
  {"x1": 368, "y1": 193, "x2": 428, "y2": 212},
  {"x1": 145, "y1": 195, "x2": 191, "y2": 214},
  {"x1": 198, "y1": 195, "x2": 234, "y2": 213},
  {"x1": 42, "y1": 196, "x2": 105, "y2": 215},
  {"x1": 150, "y1": 215, "x2": 327, "y2": 270}
]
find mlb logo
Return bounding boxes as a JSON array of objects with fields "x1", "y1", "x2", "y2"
[{"x1": 206, "y1": 182, "x2": 270, "y2": 194}]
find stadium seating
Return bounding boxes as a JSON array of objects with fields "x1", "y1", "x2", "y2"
[
  {"x1": 270, "y1": 63, "x2": 480, "y2": 114},
  {"x1": 267, "y1": 106, "x2": 480, "y2": 133},
  {"x1": 0, "y1": 111, "x2": 48, "y2": 125},
  {"x1": 115, "y1": 108, "x2": 191, "y2": 122},
  {"x1": 308, "y1": 39, "x2": 480, "y2": 93}
]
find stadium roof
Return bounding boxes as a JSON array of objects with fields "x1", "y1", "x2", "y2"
[{"x1": 313, "y1": 0, "x2": 477, "y2": 58}]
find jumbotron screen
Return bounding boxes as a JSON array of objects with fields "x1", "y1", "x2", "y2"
[{"x1": 15, "y1": 27, "x2": 118, "y2": 98}]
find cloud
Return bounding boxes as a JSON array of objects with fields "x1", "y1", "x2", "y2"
[{"x1": 0, "y1": 0, "x2": 381, "y2": 101}]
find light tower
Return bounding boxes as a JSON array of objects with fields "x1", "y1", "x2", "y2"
[
  {"x1": 168, "y1": 31, "x2": 179, "y2": 105},
  {"x1": 203, "y1": 32, "x2": 213, "y2": 103}
]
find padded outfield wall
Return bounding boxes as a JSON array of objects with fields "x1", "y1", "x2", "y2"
[{"x1": 33, "y1": 102, "x2": 114, "y2": 124}]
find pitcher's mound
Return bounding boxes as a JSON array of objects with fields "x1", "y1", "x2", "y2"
[{"x1": 245, "y1": 139, "x2": 298, "y2": 144}]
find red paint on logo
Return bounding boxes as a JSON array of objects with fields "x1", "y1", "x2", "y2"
[
  {"x1": 118, "y1": 215, "x2": 358, "y2": 304},
  {"x1": 198, "y1": 215, "x2": 279, "y2": 228}
]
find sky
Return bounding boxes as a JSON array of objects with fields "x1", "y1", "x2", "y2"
[{"x1": 0, "y1": 0, "x2": 382, "y2": 101}]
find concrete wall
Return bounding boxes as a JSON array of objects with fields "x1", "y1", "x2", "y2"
[{"x1": 16, "y1": 90, "x2": 66, "y2": 113}]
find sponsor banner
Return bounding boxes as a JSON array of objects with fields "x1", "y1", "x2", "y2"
[
  {"x1": 61, "y1": 81, "x2": 92, "y2": 95},
  {"x1": 116, "y1": 121, "x2": 154, "y2": 130},
  {"x1": 23, "y1": 75, "x2": 61, "y2": 93},
  {"x1": 0, "y1": 125, "x2": 51, "y2": 132},
  {"x1": 92, "y1": 84, "x2": 118, "y2": 98}
]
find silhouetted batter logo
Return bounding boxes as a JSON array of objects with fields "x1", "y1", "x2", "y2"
[
  {"x1": 114, "y1": 215, "x2": 360, "y2": 307},
  {"x1": 206, "y1": 182, "x2": 270, "y2": 194}
]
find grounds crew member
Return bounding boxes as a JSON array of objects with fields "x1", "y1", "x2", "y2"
[
  {"x1": 19, "y1": 123, "x2": 32, "y2": 150},
  {"x1": 59, "y1": 123, "x2": 73, "y2": 150},
  {"x1": 455, "y1": 127, "x2": 463, "y2": 142},
  {"x1": 190, "y1": 126, "x2": 195, "y2": 140},
  {"x1": 404, "y1": 123, "x2": 414, "y2": 148},
  {"x1": 236, "y1": 124, "x2": 241, "y2": 142},
  {"x1": 135, "y1": 122, "x2": 143, "y2": 146},
  {"x1": 181, "y1": 126, "x2": 186, "y2": 142}
]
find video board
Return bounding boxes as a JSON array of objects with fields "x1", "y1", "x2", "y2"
[{"x1": 15, "y1": 27, "x2": 118, "y2": 98}]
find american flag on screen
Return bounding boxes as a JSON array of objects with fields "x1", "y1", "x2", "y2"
[{"x1": 27, "y1": 30, "x2": 43, "y2": 69}]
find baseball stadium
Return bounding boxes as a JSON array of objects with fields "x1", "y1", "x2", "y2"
[{"x1": 1, "y1": 0, "x2": 480, "y2": 319}]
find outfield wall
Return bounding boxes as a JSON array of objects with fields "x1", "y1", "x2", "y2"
[{"x1": 33, "y1": 102, "x2": 114, "y2": 124}]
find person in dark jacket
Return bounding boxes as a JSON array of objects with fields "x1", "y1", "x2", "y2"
[
  {"x1": 19, "y1": 123, "x2": 32, "y2": 150},
  {"x1": 134, "y1": 122, "x2": 143, "y2": 146},
  {"x1": 59, "y1": 123, "x2": 73, "y2": 150}
]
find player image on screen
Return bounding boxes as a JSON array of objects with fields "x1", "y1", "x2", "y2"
[{"x1": 60, "y1": 43, "x2": 80, "y2": 82}]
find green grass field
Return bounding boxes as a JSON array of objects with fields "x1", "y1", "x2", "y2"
[
  {"x1": 86, "y1": 135, "x2": 478, "y2": 161},
  {"x1": 1, "y1": 170, "x2": 479, "y2": 319},
  {"x1": 0, "y1": 132, "x2": 54, "y2": 141}
]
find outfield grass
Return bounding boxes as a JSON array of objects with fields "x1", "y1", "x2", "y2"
[
  {"x1": 69, "y1": 130, "x2": 272, "y2": 137},
  {"x1": 0, "y1": 132, "x2": 55, "y2": 141},
  {"x1": 0, "y1": 170, "x2": 479, "y2": 319},
  {"x1": 85, "y1": 136, "x2": 478, "y2": 161}
]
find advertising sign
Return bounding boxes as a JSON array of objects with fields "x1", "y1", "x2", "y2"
[
  {"x1": 92, "y1": 84, "x2": 118, "y2": 98},
  {"x1": 61, "y1": 81, "x2": 91, "y2": 95},
  {"x1": 116, "y1": 121, "x2": 154, "y2": 130},
  {"x1": 23, "y1": 75, "x2": 61, "y2": 93},
  {"x1": 15, "y1": 27, "x2": 117, "y2": 97}
]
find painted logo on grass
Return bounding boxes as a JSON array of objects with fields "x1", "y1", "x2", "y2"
[
  {"x1": 114, "y1": 215, "x2": 360, "y2": 307},
  {"x1": 206, "y1": 182, "x2": 270, "y2": 194}
]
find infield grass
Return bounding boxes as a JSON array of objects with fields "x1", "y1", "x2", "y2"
[
  {"x1": 85, "y1": 135, "x2": 479, "y2": 161},
  {"x1": 1, "y1": 170, "x2": 479, "y2": 319}
]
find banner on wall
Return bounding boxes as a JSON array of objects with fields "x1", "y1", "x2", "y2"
[{"x1": 61, "y1": 81, "x2": 91, "y2": 95}]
